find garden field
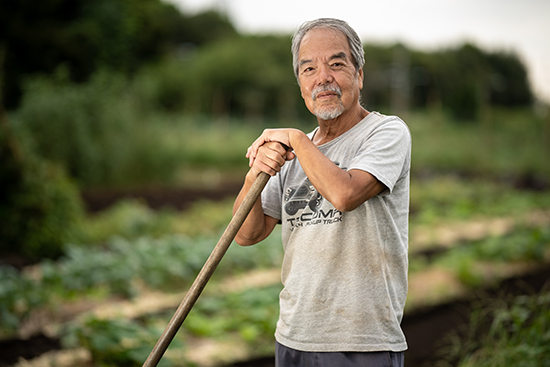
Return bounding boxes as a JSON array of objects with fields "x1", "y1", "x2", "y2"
[
  {"x1": 3, "y1": 3, "x2": 549, "y2": 366},
  {"x1": 1, "y1": 108, "x2": 550, "y2": 367}
]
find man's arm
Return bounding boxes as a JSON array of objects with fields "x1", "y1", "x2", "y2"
[
  {"x1": 233, "y1": 142, "x2": 293, "y2": 246},
  {"x1": 247, "y1": 129, "x2": 385, "y2": 212}
]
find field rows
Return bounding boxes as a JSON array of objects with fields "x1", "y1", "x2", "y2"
[{"x1": 7, "y1": 209, "x2": 550, "y2": 367}]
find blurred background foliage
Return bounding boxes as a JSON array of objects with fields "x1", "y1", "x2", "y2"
[
  {"x1": 0, "y1": 2, "x2": 549, "y2": 365},
  {"x1": 0, "y1": 0, "x2": 533, "y2": 114},
  {"x1": 0, "y1": 0, "x2": 237, "y2": 109},
  {"x1": 0, "y1": 0, "x2": 547, "y2": 269}
]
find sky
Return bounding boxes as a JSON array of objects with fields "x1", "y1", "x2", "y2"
[{"x1": 166, "y1": 0, "x2": 550, "y2": 103}]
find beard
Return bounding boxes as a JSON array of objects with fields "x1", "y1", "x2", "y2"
[
  {"x1": 314, "y1": 103, "x2": 345, "y2": 120},
  {"x1": 312, "y1": 85, "x2": 344, "y2": 120}
]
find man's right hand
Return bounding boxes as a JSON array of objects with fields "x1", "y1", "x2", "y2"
[{"x1": 248, "y1": 141, "x2": 295, "y2": 178}]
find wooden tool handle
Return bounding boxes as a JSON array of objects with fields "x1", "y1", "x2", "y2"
[{"x1": 142, "y1": 171, "x2": 271, "y2": 367}]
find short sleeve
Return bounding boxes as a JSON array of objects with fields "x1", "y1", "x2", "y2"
[
  {"x1": 261, "y1": 172, "x2": 283, "y2": 220},
  {"x1": 348, "y1": 118, "x2": 411, "y2": 195}
]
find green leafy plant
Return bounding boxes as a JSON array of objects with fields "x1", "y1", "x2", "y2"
[
  {"x1": 63, "y1": 317, "x2": 178, "y2": 367},
  {"x1": 434, "y1": 226, "x2": 550, "y2": 287},
  {"x1": 185, "y1": 284, "x2": 281, "y2": 349},
  {"x1": 410, "y1": 175, "x2": 550, "y2": 226},
  {"x1": 0, "y1": 265, "x2": 48, "y2": 335},
  {"x1": 439, "y1": 292, "x2": 550, "y2": 367},
  {"x1": 0, "y1": 226, "x2": 284, "y2": 335}
]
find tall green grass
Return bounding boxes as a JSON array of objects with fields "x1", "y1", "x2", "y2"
[
  {"x1": 11, "y1": 67, "x2": 314, "y2": 189},
  {"x1": 438, "y1": 292, "x2": 550, "y2": 367},
  {"x1": 12, "y1": 68, "x2": 548, "y2": 189},
  {"x1": 409, "y1": 174, "x2": 550, "y2": 226},
  {"x1": 408, "y1": 108, "x2": 550, "y2": 179}
]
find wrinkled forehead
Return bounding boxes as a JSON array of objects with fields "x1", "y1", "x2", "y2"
[{"x1": 298, "y1": 28, "x2": 351, "y2": 60}]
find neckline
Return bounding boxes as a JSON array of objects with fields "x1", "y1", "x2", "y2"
[{"x1": 310, "y1": 112, "x2": 380, "y2": 149}]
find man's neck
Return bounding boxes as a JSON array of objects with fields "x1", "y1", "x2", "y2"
[{"x1": 313, "y1": 105, "x2": 370, "y2": 146}]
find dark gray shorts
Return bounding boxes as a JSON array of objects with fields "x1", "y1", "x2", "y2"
[{"x1": 275, "y1": 342, "x2": 405, "y2": 367}]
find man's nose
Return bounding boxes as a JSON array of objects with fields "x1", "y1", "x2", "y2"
[{"x1": 317, "y1": 64, "x2": 334, "y2": 85}]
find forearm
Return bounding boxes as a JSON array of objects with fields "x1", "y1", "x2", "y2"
[
  {"x1": 291, "y1": 132, "x2": 351, "y2": 208},
  {"x1": 233, "y1": 170, "x2": 272, "y2": 246},
  {"x1": 243, "y1": 128, "x2": 383, "y2": 213},
  {"x1": 290, "y1": 131, "x2": 383, "y2": 211}
]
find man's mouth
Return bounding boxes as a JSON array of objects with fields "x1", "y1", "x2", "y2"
[
  {"x1": 316, "y1": 92, "x2": 336, "y2": 99},
  {"x1": 312, "y1": 85, "x2": 342, "y2": 101}
]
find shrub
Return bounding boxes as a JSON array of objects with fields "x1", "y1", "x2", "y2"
[
  {"x1": 0, "y1": 139, "x2": 84, "y2": 261},
  {"x1": 13, "y1": 68, "x2": 181, "y2": 187}
]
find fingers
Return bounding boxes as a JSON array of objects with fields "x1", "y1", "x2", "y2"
[
  {"x1": 285, "y1": 150, "x2": 296, "y2": 161},
  {"x1": 251, "y1": 142, "x2": 289, "y2": 176},
  {"x1": 247, "y1": 137, "x2": 283, "y2": 165},
  {"x1": 245, "y1": 129, "x2": 298, "y2": 175},
  {"x1": 246, "y1": 141, "x2": 268, "y2": 164},
  {"x1": 246, "y1": 129, "x2": 294, "y2": 160},
  {"x1": 246, "y1": 131, "x2": 270, "y2": 161}
]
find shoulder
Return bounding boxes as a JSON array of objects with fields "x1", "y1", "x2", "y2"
[
  {"x1": 366, "y1": 112, "x2": 409, "y2": 131},
  {"x1": 354, "y1": 112, "x2": 411, "y2": 144}
]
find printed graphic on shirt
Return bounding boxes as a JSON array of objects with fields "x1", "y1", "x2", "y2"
[
  {"x1": 283, "y1": 169, "x2": 344, "y2": 231},
  {"x1": 284, "y1": 177, "x2": 323, "y2": 215}
]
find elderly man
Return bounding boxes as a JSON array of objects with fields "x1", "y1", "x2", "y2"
[{"x1": 233, "y1": 18, "x2": 411, "y2": 367}]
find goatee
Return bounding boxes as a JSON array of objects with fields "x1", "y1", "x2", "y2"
[{"x1": 312, "y1": 85, "x2": 344, "y2": 120}]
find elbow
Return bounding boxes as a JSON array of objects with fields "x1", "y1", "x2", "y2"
[
  {"x1": 234, "y1": 214, "x2": 275, "y2": 246},
  {"x1": 329, "y1": 190, "x2": 368, "y2": 212},
  {"x1": 235, "y1": 237, "x2": 256, "y2": 247},
  {"x1": 329, "y1": 179, "x2": 384, "y2": 212},
  {"x1": 332, "y1": 199, "x2": 361, "y2": 213},
  {"x1": 235, "y1": 232, "x2": 262, "y2": 247}
]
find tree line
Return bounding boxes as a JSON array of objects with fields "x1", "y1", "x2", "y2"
[
  {"x1": 0, "y1": 0, "x2": 237, "y2": 109},
  {"x1": 1, "y1": 0, "x2": 533, "y2": 121}
]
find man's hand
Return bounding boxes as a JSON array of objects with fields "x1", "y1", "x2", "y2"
[
  {"x1": 247, "y1": 132, "x2": 297, "y2": 176},
  {"x1": 234, "y1": 138, "x2": 294, "y2": 247},
  {"x1": 246, "y1": 129, "x2": 300, "y2": 169}
]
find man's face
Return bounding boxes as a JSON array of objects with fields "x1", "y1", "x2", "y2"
[{"x1": 297, "y1": 28, "x2": 363, "y2": 121}]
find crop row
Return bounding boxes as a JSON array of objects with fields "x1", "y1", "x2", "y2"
[
  {"x1": 2, "y1": 209, "x2": 549, "y2": 336},
  {"x1": 0, "y1": 231, "x2": 283, "y2": 337},
  {"x1": 2, "y1": 223, "x2": 550, "y2": 365}
]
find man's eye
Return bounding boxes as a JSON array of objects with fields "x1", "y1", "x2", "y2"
[{"x1": 302, "y1": 67, "x2": 314, "y2": 73}]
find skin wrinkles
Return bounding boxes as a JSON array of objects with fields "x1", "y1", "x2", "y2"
[
  {"x1": 233, "y1": 26, "x2": 385, "y2": 246},
  {"x1": 299, "y1": 52, "x2": 348, "y2": 76},
  {"x1": 297, "y1": 29, "x2": 366, "y2": 143},
  {"x1": 312, "y1": 85, "x2": 342, "y2": 101}
]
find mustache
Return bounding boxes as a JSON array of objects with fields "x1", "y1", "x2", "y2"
[{"x1": 312, "y1": 85, "x2": 342, "y2": 100}]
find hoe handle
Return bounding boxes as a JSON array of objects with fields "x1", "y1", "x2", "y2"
[{"x1": 142, "y1": 171, "x2": 271, "y2": 367}]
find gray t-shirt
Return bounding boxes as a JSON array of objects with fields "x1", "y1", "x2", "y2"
[{"x1": 261, "y1": 112, "x2": 411, "y2": 352}]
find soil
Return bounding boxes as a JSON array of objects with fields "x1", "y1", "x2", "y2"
[
  {"x1": 1, "y1": 184, "x2": 549, "y2": 367},
  {"x1": 80, "y1": 181, "x2": 244, "y2": 213},
  {"x1": 0, "y1": 334, "x2": 61, "y2": 367}
]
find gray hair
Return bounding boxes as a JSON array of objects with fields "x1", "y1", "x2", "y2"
[{"x1": 291, "y1": 18, "x2": 365, "y2": 82}]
